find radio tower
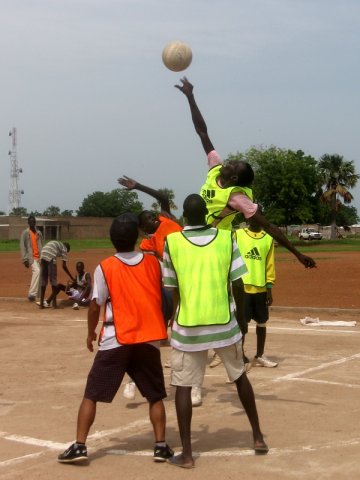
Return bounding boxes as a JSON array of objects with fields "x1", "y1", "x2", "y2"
[{"x1": 8, "y1": 127, "x2": 24, "y2": 214}]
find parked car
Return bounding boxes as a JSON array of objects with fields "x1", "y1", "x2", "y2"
[{"x1": 298, "y1": 228, "x2": 322, "y2": 240}]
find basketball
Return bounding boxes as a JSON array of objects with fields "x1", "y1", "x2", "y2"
[{"x1": 162, "y1": 41, "x2": 192, "y2": 72}]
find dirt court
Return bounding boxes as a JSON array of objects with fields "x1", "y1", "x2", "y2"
[{"x1": 0, "y1": 249, "x2": 359, "y2": 479}]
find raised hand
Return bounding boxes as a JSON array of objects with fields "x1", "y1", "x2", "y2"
[
  {"x1": 174, "y1": 76, "x2": 194, "y2": 97},
  {"x1": 118, "y1": 175, "x2": 137, "y2": 190}
]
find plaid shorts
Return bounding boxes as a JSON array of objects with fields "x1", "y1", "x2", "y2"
[{"x1": 84, "y1": 343, "x2": 166, "y2": 404}]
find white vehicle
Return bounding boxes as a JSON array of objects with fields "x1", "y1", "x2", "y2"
[{"x1": 298, "y1": 228, "x2": 322, "y2": 240}]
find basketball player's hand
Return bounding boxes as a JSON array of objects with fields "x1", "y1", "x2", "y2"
[
  {"x1": 118, "y1": 176, "x2": 137, "y2": 190},
  {"x1": 87, "y1": 332, "x2": 97, "y2": 352},
  {"x1": 175, "y1": 77, "x2": 193, "y2": 97},
  {"x1": 266, "y1": 289, "x2": 273, "y2": 306},
  {"x1": 298, "y1": 253, "x2": 317, "y2": 268}
]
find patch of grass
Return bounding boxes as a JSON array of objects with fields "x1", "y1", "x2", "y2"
[
  {"x1": 278, "y1": 238, "x2": 360, "y2": 253},
  {"x1": 0, "y1": 238, "x2": 113, "y2": 253},
  {"x1": 0, "y1": 240, "x2": 20, "y2": 252},
  {"x1": 2, "y1": 237, "x2": 359, "y2": 253}
]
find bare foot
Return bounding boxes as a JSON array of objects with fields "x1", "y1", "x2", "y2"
[
  {"x1": 254, "y1": 439, "x2": 269, "y2": 455},
  {"x1": 167, "y1": 453, "x2": 195, "y2": 469}
]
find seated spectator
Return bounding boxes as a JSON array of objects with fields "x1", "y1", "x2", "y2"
[{"x1": 66, "y1": 261, "x2": 92, "y2": 310}]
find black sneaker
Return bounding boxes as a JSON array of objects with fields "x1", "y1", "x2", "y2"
[
  {"x1": 58, "y1": 443, "x2": 88, "y2": 463},
  {"x1": 153, "y1": 444, "x2": 174, "y2": 462}
]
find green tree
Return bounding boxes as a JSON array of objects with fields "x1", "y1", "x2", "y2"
[
  {"x1": 10, "y1": 207, "x2": 28, "y2": 216},
  {"x1": 29, "y1": 210, "x2": 42, "y2": 217},
  {"x1": 228, "y1": 147, "x2": 320, "y2": 227},
  {"x1": 318, "y1": 154, "x2": 360, "y2": 239},
  {"x1": 317, "y1": 204, "x2": 359, "y2": 228},
  {"x1": 151, "y1": 188, "x2": 178, "y2": 212},
  {"x1": 61, "y1": 209, "x2": 74, "y2": 217},
  {"x1": 43, "y1": 205, "x2": 61, "y2": 217},
  {"x1": 77, "y1": 189, "x2": 143, "y2": 217}
]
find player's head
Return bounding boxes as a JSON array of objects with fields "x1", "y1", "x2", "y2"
[
  {"x1": 27, "y1": 215, "x2": 36, "y2": 229},
  {"x1": 183, "y1": 194, "x2": 208, "y2": 226},
  {"x1": 76, "y1": 261, "x2": 85, "y2": 273},
  {"x1": 220, "y1": 160, "x2": 254, "y2": 188},
  {"x1": 110, "y1": 213, "x2": 139, "y2": 252},
  {"x1": 138, "y1": 210, "x2": 160, "y2": 234},
  {"x1": 63, "y1": 242, "x2": 71, "y2": 252}
]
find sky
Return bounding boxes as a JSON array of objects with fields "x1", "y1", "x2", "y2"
[{"x1": 1, "y1": 0, "x2": 359, "y2": 219}]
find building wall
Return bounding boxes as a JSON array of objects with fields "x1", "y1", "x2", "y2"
[{"x1": 0, "y1": 216, "x2": 113, "y2": 241}]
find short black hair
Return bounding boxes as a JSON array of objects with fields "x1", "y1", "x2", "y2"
[
  {"x1": 63, "y1": 242, "x2": 71, "y2": 252},
  {"x1": 110, "y1": 213, "x2": 139, "y2": 251},
  {"x1": 237, "y1": 161, "x2": 254, "y2": 187},
  {"x1": 138, "y1": 210, "x2": 152, "y2": 228},
  {"x1": 183, "y1": 194, "x2": 208, "y2": 225}
]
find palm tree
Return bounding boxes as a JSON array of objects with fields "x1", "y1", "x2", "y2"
[{"x1": 318, "y1": 154, "x2": 359, "y2": 239}]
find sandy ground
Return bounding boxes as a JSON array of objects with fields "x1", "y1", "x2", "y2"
[
  {"x1": 0, "y1": 248, "x2": 359, "y2": 479},
  {"x1": 1, "y1": 249, "x2": 359, "y2": 309}
]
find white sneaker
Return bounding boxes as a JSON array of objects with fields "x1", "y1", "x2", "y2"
[
  {"x1": 123, "y1": 381, "x2": 136, "y2": 400},
  {"x1": 191, "y1": 386, "x2": 202, "y2": 407},
  {"x1": 252, "y1": 355, "x2": 278, "y2": 368},
  {"x1": 209, "y1": 352, "x2": 222, "y2": 368},
  {"x1": 72, "y1": 303, "x2": 80, "y2": 310},
  {"x1": 36, "y1": 300, "x2": 50, "y2": 308}
]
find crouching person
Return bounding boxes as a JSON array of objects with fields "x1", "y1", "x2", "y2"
[{"x1": 58, "y1": 213, "x2": 173, "y2": 464}]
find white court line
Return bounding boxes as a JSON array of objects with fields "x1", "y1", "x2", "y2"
[
  {"x1": 0, "y1": 452, "x2": 44, "y2": 468},
  {"x1": 0, "y1": 418, "x2": 150, "y2": 450},
  {"x1": 2, "y1": 436, "x2": 360, "y2": 467},
  {"x1": 2, "y1": 351, "x2": 359, "y2": 468},
  {"x1": 0, "y1": 434, "x2": 67, "y2": 450},
  {"x1": 273, "y1": 352, "x2": 360, "y2": 382},
  {"x1": 108, "y1": 436, "x2": 360, "y2": 458},
  {"x1": 2, "y1": 396, "x2": 360, "y2": 468},
  {"x1": 287, "y1": 377, "x2": 360, "y2": 388},
  {"x1": 0, "y1": 418, "x2": 151, "y2": 469}
]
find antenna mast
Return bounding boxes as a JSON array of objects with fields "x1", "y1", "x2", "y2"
[{"x1": 8, "y1": 127, "x2": 24, "y2": 213}]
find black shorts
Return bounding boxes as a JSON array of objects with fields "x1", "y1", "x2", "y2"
[
  {"x1": 84, "y1": 343, "x2": 166, "y2": 404},
  {"x1": 243, "y1": 292, "x2": 269, "y2": 324}
]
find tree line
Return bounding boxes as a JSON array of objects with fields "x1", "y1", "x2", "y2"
[{"x1": 5, "y1": 148, "x2": 359, "y2": 237}]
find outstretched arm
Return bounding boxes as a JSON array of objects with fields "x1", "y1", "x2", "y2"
[
  {"x1": 175, "y1": 77, "x2": 214, "y2": 154},
  {"x1": 118, "y1": 176, "x2": 172, "y2": 215},
  {"x1": 62, "y1": 261, "x2": 76, "y2": 282},
  {"x1": 251, "y1": 210, "x2": 317, "y2": 268}
]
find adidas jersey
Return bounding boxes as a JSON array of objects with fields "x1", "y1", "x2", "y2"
[{"x1": 235, "y1": 228, "x2": 275, "y2": 293}]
